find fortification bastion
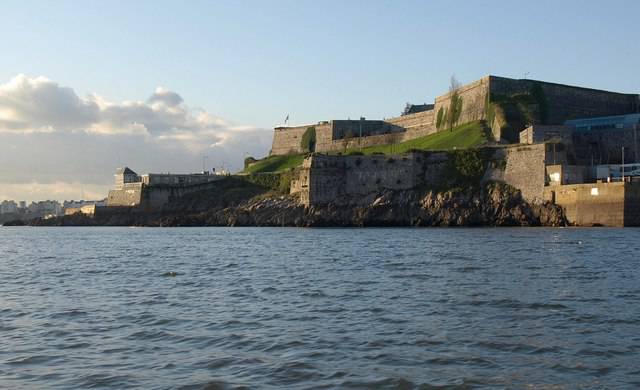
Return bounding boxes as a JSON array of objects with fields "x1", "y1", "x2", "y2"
[{"x1": 270, "y1": 75, "x2": 639, "y2": 155}]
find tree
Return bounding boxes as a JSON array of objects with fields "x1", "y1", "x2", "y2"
[{"x1": 402, "y1": 102, "x2": 412, "y2": 116}]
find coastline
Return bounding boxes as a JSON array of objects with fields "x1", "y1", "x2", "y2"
[{"x1": 8, "y1": 183, "x2": 566, "y2": 228}]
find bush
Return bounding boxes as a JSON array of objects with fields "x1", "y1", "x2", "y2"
[
  {"x1": 447, "y1": 94, "x2": 463, "y2": 130},
  {"x1": 277, "y1": 170, "x2": 294, "y2": 194},
  {"x1": 485, "y1": 83, "x2": 548, "y2": 142},
  {"x1": 239, "y1": 171, "x2": 294, "y2": 195},
  {"x1": 243, "y1": 156, "x2": 257, "y2": 169},
  {"x1": 436, "y1": 107, "x2": 445, "y2": 129},
  {"x1": 300, "y1": 126, "x2": 316, "y2": 152},
  {"x1": 450, "y1": 149, "x2": 487, "y2": 180},
  {"x1": 441, "y1": 148, "x2": 491, "y2": 189}
]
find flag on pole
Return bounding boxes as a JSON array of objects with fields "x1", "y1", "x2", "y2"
[{"x1": 284, "y1": 114, "x2": 289, "y2": 125}]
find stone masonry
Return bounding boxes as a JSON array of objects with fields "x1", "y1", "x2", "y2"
[
  {"x1": 292, "y1": 144, "x2": 552, "y2": 207},
  {"x1": 271, "y1": 75, "x2": 639, "y2": 156}
]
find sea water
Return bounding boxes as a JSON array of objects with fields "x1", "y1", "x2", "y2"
[{"x1": 1, "y1": 227, "x2": 639, "y2": 388}]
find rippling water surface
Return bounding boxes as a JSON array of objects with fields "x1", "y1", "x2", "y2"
[{"x1": 1, "y1": 227, "x2": 640, "y2": 389}]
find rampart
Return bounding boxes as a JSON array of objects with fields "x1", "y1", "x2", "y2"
[
  {"x1": 386, "y1": 110, "x2": 437, "y2": 139},
  {"x1": 107, "y1": 181, "x2": 225, "y2": 209},
  {"x1": 270, "y1": 75, "x2": 639, "y2": 156},
  {"x1": 271, "y1": 113, "x2": 437, "y2": 155},
  {"x1": 484, "y1": 144, "x2": 549, "y2": 203},
  {"x1": 140, "y1": 182, "x2": 224, "y2": 209},
  {"x1": 107, "y1": 183, "x2": 143, "y2": 207},
  {"x1": 271, "y1": 125, "x2": 315, "y2": 155},
  {"x1": 292, "y1": 144, "x2": 551, "y2": 206},
  {"x1": 291, "y1": 152, "x2": 448, "y2": 206},
  {"x1": 489, "y1": 76, "x2": 639, "y2": 125},
  {"x1": 434, "y1": 76, "x2": 491, "y2": 127}
]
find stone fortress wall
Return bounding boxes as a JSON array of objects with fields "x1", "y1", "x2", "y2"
[
  {"x1": 291, "y1": 144, "x2": 551, "y2": 207},
  {"x1": 271, "y1": 111, "x2": 438, "y2": 156},
  {"x1": 108, "y1": 181, "x2": 225, "y2": 209},
  {"x1": 483, "y1": 144, "x2": 549, "y2": 203},
  {"x1": 271, "y1": 75, "x2": 639, "y2": 157},
  {"x1": 290, "y1": 152, "x2": 445, "y2": 205},
  {"x1": 107, "y1": 183, "x2": 144, "y2": 207},
  {"x1": 270, "y1": 125, "x2": 316, "y2": 156},
  {"x1": 107, "y1": 169, "x2": 225, "y2": 209},
  {"x1": 544, "y1": 182, "x2": 640, "y2": 227},
  {"x1": 385, "y1": 110, "x2": 436, "y2": 139},
  {"x1": 489, "y1": 76, "x2": 639, "y2": 125},
  {"x1": 433, "y1": 76, "x2": 491, "y2": 127}
]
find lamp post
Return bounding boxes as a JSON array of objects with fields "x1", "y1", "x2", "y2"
[
  {"x1": 359, "y1": 117, "x2": 363, "y2": 151},
  {"x1": 622, "y1": 147, "x2": 625, "y2": 182},
  {"x1": 202, "y1": 155, "x2": 208, "y2": 173},
  {"x1": 634, "y1": 123, "x2": 638, "y2": 163}
]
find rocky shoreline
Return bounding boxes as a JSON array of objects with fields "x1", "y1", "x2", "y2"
[{"x1": 12, "y1": 183, "x2": 566, "y2": 228}]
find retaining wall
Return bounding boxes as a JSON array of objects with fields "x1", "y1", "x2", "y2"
[
  {"x1": 107, "y1": 183, "x2": 143, "y2": 207},
  {"x1": 489, "y1": 76, "x2": 639, "y2": 124},
  {"x1": 291, "y1": 152, "x2": 448, "y2": 206},
  {"x1": 546, "y1": 183, "x2": 625, "y2": 226},
  {"x1": 434, "y1": 76, "x2": 490, "y2": 129}
]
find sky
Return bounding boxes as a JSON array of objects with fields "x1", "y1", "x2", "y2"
[{"x1": 1, "y1": 0, "x2": 639, "y2": 201}]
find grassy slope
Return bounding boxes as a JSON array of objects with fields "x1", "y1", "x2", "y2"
[
  {"x1": 348, "y1": 121, "x2": 488, "y2": 155},
  {"x1": 243, "y1": 154, "x2": 306, "y2": 174},
  {"x1": 245, "y1": 121, "x2": 488, "y2": 173}
]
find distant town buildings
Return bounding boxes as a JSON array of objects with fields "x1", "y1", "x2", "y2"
[
  {"x1": 0, "y1": 200, "x2": 18, "y2": 214},
  {"x1": 0, "y1": 198, "x2": 107, "y2": 223}
]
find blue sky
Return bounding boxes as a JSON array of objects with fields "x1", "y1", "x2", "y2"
[
  {"x1": 3, "y1": 0, "x2": 639, "y2": 125},
  {"x1": 0, "y1": 0, "x2": 639, "y2": 201}
]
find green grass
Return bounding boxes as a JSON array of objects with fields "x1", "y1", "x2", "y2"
[
  {"x1": 342, "y1": 121, "x2": 489, "y2": 155},
  {"x1": 242, "y1": 153, "x2": 305, "y2": 174},
  {"x1": 244, "y1": 121, "x2": 489, "y2": 173}
]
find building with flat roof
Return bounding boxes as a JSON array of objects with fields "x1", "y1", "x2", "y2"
[
  {"x1": 565, "y1": 113, "x2": 640, "y2": 132},
  {"x1": 107, "y1": 168, "x2": 225, "y2": 208}
]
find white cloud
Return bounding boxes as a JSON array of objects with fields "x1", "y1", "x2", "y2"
[
  {"x1": 0, "y1": 181, "x2": 108, "y2": 202},
  {"x1": 0, "y1": 74, "x2": 268, "y2": 150},
  {"x1": 148, "y1": 87, "x2": 184, "y2": 107},
  {"x1": 0, "y1": 74, "x2": 99, "y2": 133},
  {"x1": 0, "y1": 74, "x2": 274, "y2": 201}
]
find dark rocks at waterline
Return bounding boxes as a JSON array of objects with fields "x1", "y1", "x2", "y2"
[
  {"x1": 154, "y1": 183, "x2": 566, "y2": 227},
  {"x1": 1, "y1": 219, "x2": 26, "y2": 226},
  {"x1": 18, "y1": 183, "x2": 567, "y2": 228}
]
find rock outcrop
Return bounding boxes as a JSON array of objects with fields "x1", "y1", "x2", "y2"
[{"x1": 26, "y1": 182, "x2": 565, "y2": 227}]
